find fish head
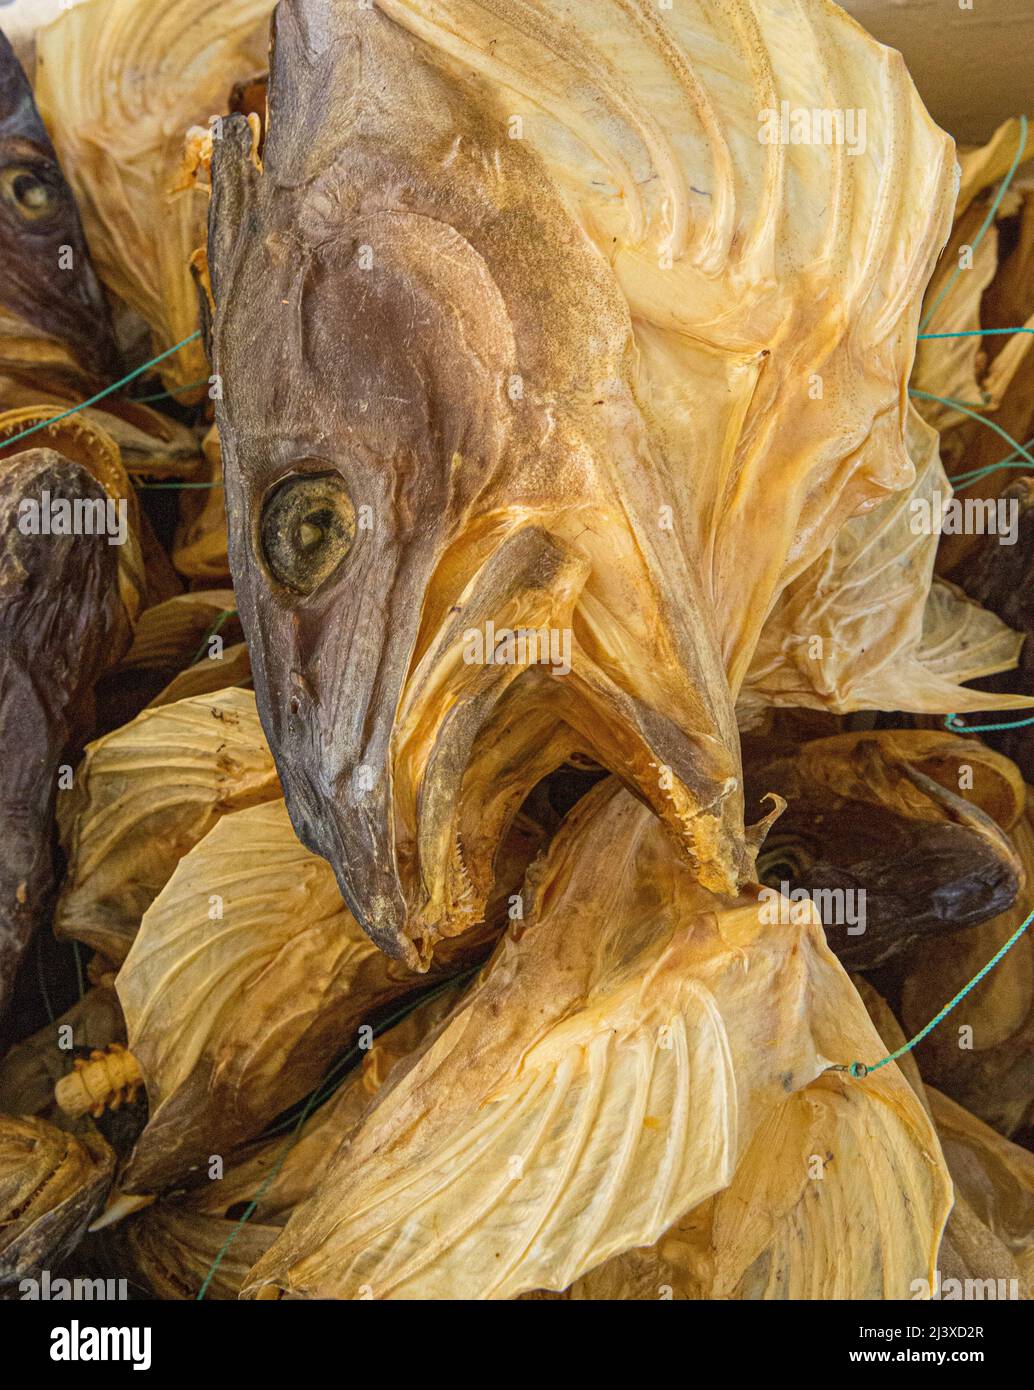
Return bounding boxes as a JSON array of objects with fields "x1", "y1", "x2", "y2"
[
  {"x1": 0, "y1": 29, "x2": 120, "y2": 383},
  {"x1": 208, "y1": 0, "x2": 747, "y2": 964},
  {"x1": 745, "y1": 731, "x2": 1025, "y2": 968}
]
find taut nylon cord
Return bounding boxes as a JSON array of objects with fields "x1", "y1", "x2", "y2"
[
  {"x1": 838, "y1": 115, "x2": 1033, "y2": 1076},
  {"x1": 0, "y1": 329, "x2": 202, "y2": 452},
  {"x1": 827, "y1": 907, "x2": 1034, "y2": 1080}
]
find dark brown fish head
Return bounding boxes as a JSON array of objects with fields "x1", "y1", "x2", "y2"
[
  {"x1": 0, "y1": 447, "x2": 125, "y2": 1013},
  {"x1": 207, "y1": 0, "x2": 747, "y2": 966},
  {"x1": 0, "y1": 29, "x2": 120, "y2": 384},
  {"x1": 745, "y1": 730, "x2": 1025, "y2": 970}
]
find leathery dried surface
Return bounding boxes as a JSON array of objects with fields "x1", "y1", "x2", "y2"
[{"x1": 0, "y1": 0, "x2": 1032, "y2": 1312}]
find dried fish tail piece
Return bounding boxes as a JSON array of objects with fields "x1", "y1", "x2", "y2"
[
  {"x1": 55, "y1": 1044, "x2": 144, "y2": 1120},
  {"x1": 241, "y1": 780, "x2": 952, "y2": 1300},
  {"x1": 208, "y1": 0, "x2": 957, "y2": 965},
  {"x1": 0, "y1": 1115, "x2": 114, "y2": 1285}
]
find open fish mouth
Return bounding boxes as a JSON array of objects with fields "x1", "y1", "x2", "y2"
[
  {"x1": 375, "y1": 526, "x2": 748, "y2": 963},
  {"x1": 205, "y1": 0, "x2": 958, "y2": 965},
  {"x1": 204, "y1": 3, "x2": 752, "y2": 965},
  {"x1": 226, "y1": 508, "x2": 747, "y2": 968}
]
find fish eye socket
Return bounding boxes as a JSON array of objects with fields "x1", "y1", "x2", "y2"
[
  {"x1": 757, "y1": 839, "x2": 814, "y2": 889},
  {"x1": 260, "y1": 471, "x2": 356, "y2": 594},
  {"x1": 0, "y1": 165, "x2": 60, "y2": 223}
]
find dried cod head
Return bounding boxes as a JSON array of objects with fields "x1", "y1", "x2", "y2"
[
  {"x1": 743, "y1": 729, "x2": 1026, "y2": 968},
  {"x1": 0, "y1": 29, "x2": 120, "y2": 393},
  {"x1": 207, "y1": 0, "x2": 958, "y2": 966}
]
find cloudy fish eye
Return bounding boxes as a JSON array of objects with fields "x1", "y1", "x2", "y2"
[
  {"x1": 0, "y1": 164, "x2": 60, "y2": 222},
  {"x1": 260, "y1": 472, "x2": 356, "y2": 594}
]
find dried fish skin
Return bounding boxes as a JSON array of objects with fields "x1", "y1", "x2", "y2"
[
  {"x1": 115, "y1": 799, "x2": 538, "y2": 1194},
  {"x1": 107, "y1": 982, "x2": 465, "y2": 1299},
  {"x1": 563, "y1": 1068, "x2": 947, "y2": 1301},
  {"x1": 145, "y1": 642, "x2": 252, "y2": 711},
  {"x1": 54, "y1": 687, "x2": 280, "y2": 963},
  {"x1": 744, "y1": 730, "x2": 1026, "y2": 968},
  {"x1": 862, "y1": 986, "x2": 1034, "y2": 1303},
  {"x1": 740, "y1": 408, "x2": 1030, "y2": 723},
  {"x1": 120, "y1": 1207, "x2": 277, "y2": 1301},
  {"x1": 938, "y1": 1193, "x2": 1031, "y2": 1300},
  {"x1": 203, "y1": 984, "x2": 464, "y2": 1225},
  {"x1": 0, "y1": 405, "x2": 147, "y2": 622},
  {"x1": 0, "y1": 448, "x2": 126, "y2": 1011},
  {"x1": 0, "y1": 1114, "x2": 114, "y2": 1287},
  {"x1": 929, "y1": 1086, "x2": 1034, "y2": 1286},
  {"x1": 956, "y1": 118, "x2": 1033, "y2": 222},
  {"x1": 34, "y1": 0, "x2": 274, "y2": 394},
  {"x1": 171, "y1": 425, "x2": 230, "y2": 582},
  {"x1": 553, "y1": 981, "x2": 997, "y2": 1300},
  {"x1": 240, "y1": 778, "x2": 949, "y2": 1301},
  {"x1": 116, "y1": 589, "x2": 242, "y2": 674},
  {"x1": 92, "y1": 589, "x2": 245, "y2": 728},
  {"x1": 208, "y1": 0, "x2": 957, "y2": 964},
  {"x1": 0, "y1": 30, "x2": 120, "y2": 388}
]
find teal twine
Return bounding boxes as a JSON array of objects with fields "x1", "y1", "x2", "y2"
[
  {"x1": 189, "y1": 608, "x2": 237, "y2": 667},
  {"x1": 919, "y1": 116, "x2": 1029, "y2": 331},
  {"x1": 834, "y1": 907, "x2": 1034, "y2": 1079},
  {"x1": 945, "y1": 712, "x2": 1034, "y2": 734},
  {"x1": 917, "y1": 327, "x2": 1034, "y2": 340},
  {"x1": 134, "y1": 480, "x2": 223, "y2": 490},
  {"x1": 953, "y1": 464, "x2": 1029, "y2": 488},
  {"x1": 133, "y1": 375, "x2": 210, "y2": 405},
  {"x1": 908, "y1": 388, "x2": 1034, "y2": 466},
  {"x1": 0, "y1": 330, "x2": 202, "y2": 452},
  {"x1": 133, "y1": 480, "x2": 223, "y2": 492},
  {"x1": 72, "y1": 941, "x2": 85, "y2": 1001},
  {"x1": 951, "y1": 454, "x2": 1034, "y2": 489}
]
